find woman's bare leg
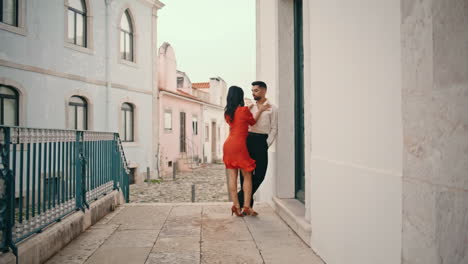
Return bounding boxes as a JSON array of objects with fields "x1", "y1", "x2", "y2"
[
  {"x1": 227, "y1": 169, "x2": 240, "y2": 207},
  {"x1": 241, "y1": 169, "x2": 252, "y2": 208}
]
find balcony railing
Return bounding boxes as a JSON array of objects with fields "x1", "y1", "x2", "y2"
[{"x1": 0, "y1": 126, "x2": 129, "y2": 256}]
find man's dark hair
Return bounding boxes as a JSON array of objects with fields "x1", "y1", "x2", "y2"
[{"x1": 251, "y1": 81, "x2": 267, "y2": 90}]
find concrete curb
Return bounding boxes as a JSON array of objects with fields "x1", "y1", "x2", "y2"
[
  {"x1": 0, "y1": 190, "x2": 125, "y2": 264},
  {"x1": 272, "y1": 197, "x2": 312, "y2": 246}
]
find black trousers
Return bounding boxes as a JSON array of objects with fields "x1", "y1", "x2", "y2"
[{"x1": 238, "y1": 132, "x2": 268, "y2": 208}]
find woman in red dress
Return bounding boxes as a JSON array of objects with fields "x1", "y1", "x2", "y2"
[{"x1": 223, "y1": 86, "x2": 270, "y2": 216}]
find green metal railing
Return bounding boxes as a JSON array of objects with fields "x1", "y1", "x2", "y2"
[{"x1": 0, "y1": 126, "x2": 129, "y2": 255}]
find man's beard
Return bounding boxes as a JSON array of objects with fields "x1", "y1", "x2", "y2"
[{"x1": 253, "y1": 96, "x2": 261, "y2": 101}]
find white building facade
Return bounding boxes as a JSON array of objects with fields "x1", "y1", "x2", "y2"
[
  {"x1": 0, "y1": 0, "x2": 164, "y2": 183},
  {"x1": 193, "y1": 78, "x2": 228, "y2": 164},
  {"x1": 256, "y1": 1, "x2": 467, "y2": 264}
]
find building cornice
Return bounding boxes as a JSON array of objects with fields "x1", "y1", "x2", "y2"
[
  {"x1": 137, "y1": 0, "x2": 165, "y2": 9},
  {"x1": 159, "y1": 89, "x2": 224, "y2": 109},
  {"x1": 154, "y1": 0, "x2": 165, "y2": 9}
]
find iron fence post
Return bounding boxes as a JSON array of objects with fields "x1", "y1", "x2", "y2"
[
  {"x1": 75, "y1": 131, "x2": 84, "y2": 211},
  {"x1": 0, "y1": 127, "x2": 17, "y2": 255}
]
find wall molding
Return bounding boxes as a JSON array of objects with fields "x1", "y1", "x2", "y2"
[{"x1": 0, "y1": 59, "x2": 152, "y2": 95}]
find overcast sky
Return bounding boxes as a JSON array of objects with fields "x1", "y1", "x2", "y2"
[{"x1": 157, "y1": 0, "x2": 256, "y2": 97}]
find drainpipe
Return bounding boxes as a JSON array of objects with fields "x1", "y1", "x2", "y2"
[
  {"x1": 152, "y1": 2, "x2": 165, "y2": 177},
  {"x1": 104, "y1": 0, "x2": 113, "y2": 132},
  {"x1": 200, "y1": 104, "x2": 205, "y2": 162},
  {"x1": 153, "y1": 9, "x2": 160, "y2": 178}
]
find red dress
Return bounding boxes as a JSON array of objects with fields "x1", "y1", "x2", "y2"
[{"x1": 223, "y1": 107, "x2": 256, "y2": 172}]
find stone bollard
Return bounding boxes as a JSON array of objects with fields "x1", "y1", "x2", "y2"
[
  {"x1": 146, "y1": 167, "x2": 150, "y2": 185},
  {"x1": 191, "y1": 184, "x2": 195, "y2": 202},
  {"x1": 172, "y1": 161, "x2": 177, "y2": 180}
]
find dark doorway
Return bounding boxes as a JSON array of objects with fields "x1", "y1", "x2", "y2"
[
  {"x1": 180, "y1": 112, "x2": 186, "y2": 153},
  {"x1": 294, "y1": 0, "x2": 305, "y2": 203}
]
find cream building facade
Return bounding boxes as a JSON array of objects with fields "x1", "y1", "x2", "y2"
[{"x1": 0, "y1": 0, "x2": 164, "y2": 183}]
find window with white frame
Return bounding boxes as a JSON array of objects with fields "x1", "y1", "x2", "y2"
[
  {"x1": 164, "y1": 110, "x2": 172, "y2": 131},
  {"x1": 68, "y1": 96, "x2": 87, "y2": 130},
  {"x1": 120, "y1": 103, "x2": 134, "y2": 142},
  {"x1": 120, "y1": 9, "x2": 134, "y2": 61},
  {"x1": 0, "y1": 85, "x2": 19, "y2": 126},
  {"x1": 67, "y1": 0, "x2": 87, "y2": 47},
  {"x1": 0, "y1": 0, "x2": 18, "y2": 26}
]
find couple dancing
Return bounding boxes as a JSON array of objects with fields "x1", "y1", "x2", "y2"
[{"x1": 223, "y1": 81, "x2": 278, "y2": 217}]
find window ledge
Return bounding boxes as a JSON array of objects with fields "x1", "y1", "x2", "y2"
[
  {"x1": 164, "y1": 129, "x2": 173, "y2": 134},
  {"x1": 65, "y1": 42, "x2": 94, "y2": 55},
  {"x1": 119, "y1": 58, "x2": 138, "y2": 68},
  {"x1": 0, "y1": 23, "x2": 26, "y2": 36}
]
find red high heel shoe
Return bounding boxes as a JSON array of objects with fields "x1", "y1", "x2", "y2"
[
  {"x1": 231, "y1": 205, "x2": 243, "y2": 217},
  {"x1": 242, "y1": 207, "x2": 258, "y2": 216}
]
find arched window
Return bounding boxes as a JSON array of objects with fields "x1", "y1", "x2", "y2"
[
  {"x1": 177, "y1": 77, "x2": 184, "y2": 88},
  {"x1": 68, "y1": 96, "x2": 87, "y2": 130},
  {"x1": 120, "y1": 103, "x2": 134, "y2": 142},
  {"x1": 120, "y1": 10, "x2": 134, "y2": 61},
  {"x1": 67, "y1": 0, "x2": 87, "y2": 47},
  {"x1": 0, "y1": 0, "x2": 18, "y2": 26},
  {"x1": 0, "y1": 85, "x2": 19, "y2": 126}
]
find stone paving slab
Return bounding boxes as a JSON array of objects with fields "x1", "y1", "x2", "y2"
[
  {"x1": 45, "y1": 226, "x2": 118, "y2": 264},
  {"x1": 201, "y1": 240, "x2": 263, "y2": 264},
  {"x1": 100, "y1": 230, "x2": 159, "y2": 248},
  {"x1": 108, "y1": 205, "x2": 171, "y2": 230},
  {"x1": 85, "y1": 247, "x2": 152, "y2": 264},
  {"x1": 46, "y1": 203, "x2": 324, "y2": 264},
  {"x1": 146, "y1": 251, "x2": 200, "y2": 264},
  {"x1": 202, "y1": 216, "x2": 252, "y2": 241},
  {"x1": 152, "y1": 236, "x2": 200, "y2": 253}
]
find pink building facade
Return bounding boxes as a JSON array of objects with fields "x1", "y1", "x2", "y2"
[{"x1": 157, "y1": 43, "x2": 227, "y2": 177}]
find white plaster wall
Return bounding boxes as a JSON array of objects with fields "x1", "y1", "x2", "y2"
[
  {"x1": 0, "y1": 67, "x2": 101, "y2": 130},
  {"x1": 0, "y1": 65, "x2": 154, "y2": 180},
  {"x1": 111, "y1": 1, "x2": 154, "y2": 92},
  {"x1": 256, "y1": 0, "x2": 403, "y2": 263},
  {"x1": 157, "y1": 44, "x2": 177, "y2": 92},
  {"x1": 202, "y1": 105, "x2": 226, "y2": 163},
  {"x1": 0, "y1": 0, "x2": 158, "y2": 181},
  {"x1": 307, "y1": 1, "x2": 403, "y2": 263},
  {"x1": 0, "y1": 1, "x2": 106, "y2": 80},
  {"x1": 111, "y1": 89, "x2": 154, "y2": 176},
  {"x1": 157, "y1": 47, "x2": 167, "y2": 89},
  {"x1": 254, "y1": 0, "x2": 280, "y2": 207},
  {"x1": 208, "y1": 78, "x2": 227, "y2": 106}
]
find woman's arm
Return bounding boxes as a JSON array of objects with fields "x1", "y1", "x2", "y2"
[
  {"x1": 253, "y1": 103, "x2": 271, "y2": 121},
  {"x1": 253, "y1": 109, "x2": 263, "y2": 121}
]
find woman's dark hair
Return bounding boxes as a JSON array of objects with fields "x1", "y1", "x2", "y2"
[{"x1": 224, "y1": 86, "x2": 245, "y2": 122}]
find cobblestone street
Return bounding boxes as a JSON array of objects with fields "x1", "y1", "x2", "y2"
[{"x1": 130, "y1": 164, "x2": 230, "y2": 203}]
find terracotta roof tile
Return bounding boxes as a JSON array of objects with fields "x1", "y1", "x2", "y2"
[{"x1": 192, "y1": 82, "x2": 210, "y2": 89}]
